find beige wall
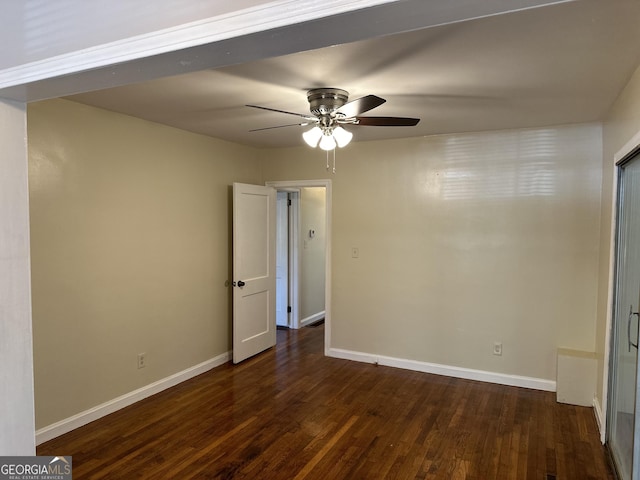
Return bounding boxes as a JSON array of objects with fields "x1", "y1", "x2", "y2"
[
  {"x1": 264, "y1": 124, "x2": 603, "y2": 381},
  {"x1": 28, "y1": 99, "x2": 262, "y2": 428},
  {"x1": 28, "y1": 97, "x2": 606, "y2": 430},
  {"x1": 596, "y1": 65, "x2": 640, "y2": 408},
  {"x1": 300, "y1": 187, "x2": 326, "y2": 321}
]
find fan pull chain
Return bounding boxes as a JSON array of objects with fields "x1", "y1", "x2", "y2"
[{"x1": 325, "y1": 149, "x2": 337, "y2": 174}]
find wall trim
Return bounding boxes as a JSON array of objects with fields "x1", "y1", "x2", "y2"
[
  {"x1": 35, "y1": 351, "x2": 231, "y2": 445},
  {"x1": 328, "y1": 347, "x2": 556, "y2": 392},
  {"x1": 593, "y1": 395, "x2": 606, "y2": 444},
  {"x1": 599, "y1": 163, "x2": 618, "y2": 446},
  {"x1": 614, "y1": 127, "x2": 640, "y2": 164},
  {"x1": 299, "y1": 311, "x2": 325, "y2": 328}
]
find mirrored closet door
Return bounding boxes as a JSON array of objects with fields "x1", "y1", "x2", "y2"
[{"x1": 608, "y1": 151, "x2": 640, "y2": 480}]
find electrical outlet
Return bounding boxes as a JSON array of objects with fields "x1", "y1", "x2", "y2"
[
  {"x1": 137, "y1": 353, "x2": 146, "y2": 369},
  {"x1": 493, "y1": 342, "x2": 503, "y2": 356},
  {"x1": 351, "y1": 247, "x2": 359, "y2": 258}
]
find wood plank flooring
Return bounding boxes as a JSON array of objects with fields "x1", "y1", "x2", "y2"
[{"x1": 38, "y1": 325, "x2": 614, "y2": 479}]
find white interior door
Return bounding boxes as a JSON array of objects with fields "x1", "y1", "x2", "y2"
[
  {"x1": 276, "y1": 192, "x2": 289, "y2": 327},
  {"x1": 232, "y1": 182, "x2": 276, "y2": 364}
]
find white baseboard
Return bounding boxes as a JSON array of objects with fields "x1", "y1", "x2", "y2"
[
  {"x1": 593, "y1": 396, "x2": 606, "y2": 444},
  {"x1": 299, "y1": 311, "x2": 325, "y2": 328},
  {"x1": 36, "y1": 351, "x2": 231, "y2": 445},
  {"x1": 328, "y1": 348, "x2": 556, "y2": 392},
  {"x1": 37, "y1": 346, "x2": 559, "y2": 444}
]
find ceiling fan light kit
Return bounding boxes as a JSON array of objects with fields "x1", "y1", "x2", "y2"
[
  {"x1": 319, "y1": 132, "x2": 338, "y2": 151},
  {"x1": 332, "y1": 126, "x2": 353, "y2": 148},
  {"x1": 248, "y1": 87, "x2": 420, "y2": 170},
  {"x1": 302, "y1": 126, "x2": 323, "y2": 147},
  {"x1": 303, "y1": 124, "x2": 353, "y2": 150}
]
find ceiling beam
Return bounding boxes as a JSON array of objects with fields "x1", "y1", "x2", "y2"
[{"x1": 0, "y1": 0, "x2": 573, "y2": 102}]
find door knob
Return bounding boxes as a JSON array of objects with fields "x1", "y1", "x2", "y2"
[{"x1": 237, "y1": 280, "x2": 246, "y2": 287}]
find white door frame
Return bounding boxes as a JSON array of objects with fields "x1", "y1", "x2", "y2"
[
  {"x1": 276, "y1": 191, "x2": 290, "y2": 327},
  {"x1": 275, "y1": 190, "x2": 301, "y2": 329},
  {"x1": 288, "y1": 190, "x2": 301, "y2": 329},
  {"x1": 266, "y1": 180, "x2": 332, "y2": 354}
]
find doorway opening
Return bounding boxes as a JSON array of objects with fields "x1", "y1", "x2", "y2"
[{"x1": 267, "y1": 180, "x2": 332, "y2": 354}]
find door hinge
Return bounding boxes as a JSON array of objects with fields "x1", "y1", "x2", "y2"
[
  {"x1": 288, "y1": 199, "x2": 292, "y2": 206},
  {"x1": 287, "y1": 306, "x2": 292, "y2": 313}
]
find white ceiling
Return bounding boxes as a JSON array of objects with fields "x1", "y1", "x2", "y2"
[{"x1": 65, "y1": 0, "x2": 640, "y2": 149}]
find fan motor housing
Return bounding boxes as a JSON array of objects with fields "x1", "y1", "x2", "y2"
[{"x1": 307, "y1": 88, "x2": 349, "y2": 116}]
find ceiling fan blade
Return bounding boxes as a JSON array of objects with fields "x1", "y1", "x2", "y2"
[
  {"x1": 337, "y1": 95, "x2": 386, "y2": 117},
  {"x1": 246, "y1": 104, "x2": 314, "y2": 120},
  {"x1": 249, "y1": 122, "x2": 311, "y2": 132},
  {"x1": 354, "y1": 116, "x2": 420, "y2": 126}
]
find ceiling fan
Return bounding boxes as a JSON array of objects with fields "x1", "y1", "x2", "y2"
[{"x1": 247, "y1": 88, "x2": 420, "y2": 151}]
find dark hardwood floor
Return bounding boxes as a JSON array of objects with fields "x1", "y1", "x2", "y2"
[{"x1": 38, "y1": 325, "x2": 614, "y2": 479}]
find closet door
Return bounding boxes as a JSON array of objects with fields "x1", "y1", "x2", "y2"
[{"x1": 608, "y1": 153, "x2": 640, "y2": 480}]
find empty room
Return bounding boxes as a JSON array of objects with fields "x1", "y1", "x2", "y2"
[{"x1": 2, "y1": 1, "x2": 640, "y2": 479}]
